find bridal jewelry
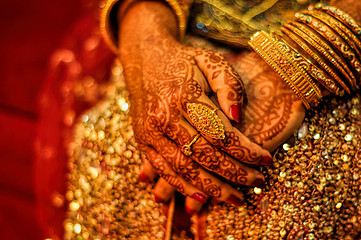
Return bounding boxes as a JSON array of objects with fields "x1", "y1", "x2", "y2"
[
  {"x1": 186, "y1": 103, "x2": 225, "y2": 140},
  {"x1": 181, "y1": 133, "x2": 201, "y2": 156}
]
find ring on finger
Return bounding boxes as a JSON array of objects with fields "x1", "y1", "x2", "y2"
[
  {"x1": 186, "y1": 103, "x2": 225, "y2": 139},
  {"x1": 182, "y1": 133, "x2": 201, "y2": 156}
]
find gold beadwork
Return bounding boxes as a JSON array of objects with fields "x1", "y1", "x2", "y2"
[
  {"x1": 181, "y1": 133, "x2": 201, "y2": 156},
  {"x1": 202, "y1": 94, "x2": 361, "y2": 239},
  {"x1": 248, "y1": 30, "x2": 322, "y2": 109},
  {"x1": 186, "y1": 103, "x2": 225, "y2": 139}
]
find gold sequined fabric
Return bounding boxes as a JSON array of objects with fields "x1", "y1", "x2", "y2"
[
  {"x1": 191, "y1": 0, "x2": 329, "y2": 47},
  {"x1": 204, "y1": 94, "x2": 361, "y2": 239},
  {"x1": 64, "y1": 62, "x2": 169, "y2": 240}
]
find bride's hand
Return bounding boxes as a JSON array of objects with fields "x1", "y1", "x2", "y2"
[
  {"x1": 119, "y1": 1, "x2": 272, "y2": 207},
  {"x1": 141, "y1": 51, "x2": 307, "y2": 214}
]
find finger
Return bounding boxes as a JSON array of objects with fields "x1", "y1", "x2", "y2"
[
  {"x1": 185, "y1": 196, "x2": 203, "y2": 215},
  {"x1": 194, "y1": 49, "x2": 244, "y2": 123},
  {"x1": 164, "y1": 117, "x2": 266, "y2": 187},
  {"x1": 140, "y1": 145, "x2": 208, "y2": 203},
  {"x1": 149, "y1": 134, "x2": 248, "y2": 206},
  {"x1": 179, "y1": 84, "x2": 272, "y2": 165},
  {"x1": 139, "y1": 158, "x2": 158, "y2": 182},
  {"x1": 153, "y1": 177, "x2": 176, "y2": 203}
]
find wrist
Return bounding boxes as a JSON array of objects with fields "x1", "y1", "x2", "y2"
[{"x1": 118, "y1": 1, "x2": 178, "y2": 51}]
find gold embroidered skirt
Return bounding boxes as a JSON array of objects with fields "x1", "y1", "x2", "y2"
[{"x1": 64, "y1": 58, "x2": 361, "y2": 239}]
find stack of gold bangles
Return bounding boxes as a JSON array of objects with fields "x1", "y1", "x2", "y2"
[{"x1": 248, "y1": 3, "x2": 361, "y2": 110}]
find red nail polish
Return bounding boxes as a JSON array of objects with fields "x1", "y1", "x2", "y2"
[
  {"x1": 260, "y1": 156, "x2": 273, "y2": 166},
  {"x1": 185, "y1": 206, "x2": 198, "y2": 216},
  {"x1": 226, "y1": 194, "x2": 243, "y2": 206},
  {"x1": 230, "y1": 103, "x2": 241, "y2": 123},
  {"x1": 251, "y1": 178, "x2": 266, "y2": 188},
  {"x1": 139, "y1": 172, "x2": 150, "y2": 183},
  {"x1": 191, "y1": 193, "x2": 207, "y2": 204}
]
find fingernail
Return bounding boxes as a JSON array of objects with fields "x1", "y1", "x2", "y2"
[
  {"x1": 154, "y1": 195, "x2": 167, "y2": 203},
  {"x1": 139, "y1": 172, "x2": 150, "y2": 183},
  {"x1": 226, "y1": 194, "x2": 243, "y2": 206},
  {"x1": 251, "y1": 178, "x2": 266, "y2": 188},
  {"x1": 260, "y1": 156, "x2": 273, "y2": 166},
  {"x1": 230, "y1": 103, "x2": 241, "y2": 123},
  {"x1": 191, "y1": 193, "x2": 207, "y2": 204},
  {"x1": 210, "y1": 198, "x2": 220, "y2": 206},
  {"x1": 185, "y1": 206, "x2": 198, "y2": 216}
]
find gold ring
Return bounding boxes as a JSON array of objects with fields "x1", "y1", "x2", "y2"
[
  {"x1": 186, "y1": 103, "x2": 225, "y2": 140},
  {"x1": 182, "y1": 133, "x2": 201, "y2": 156}
]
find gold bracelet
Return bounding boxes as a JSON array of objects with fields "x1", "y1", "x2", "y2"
[
  {"x1": 308, "y1": 10, "x2": 361, "y2": 77},
  {"x1": 315, "y1": 3, "x2": 361, "y2": 37},
  {"x1": 296, "y1": 11, "x2": 357, "y2": 89},
  {"x1": 273, "y1": 32, "x2": 343, "y2": 96},
  {"x1": 249, "y1": 31, "x2": 322, "y2": 109},
  {"x1": 284, "y1": 22, "x2": 351, "y2": 94},
  {"x1": 281, "y1": 25, "x2": 352, "y2": 96}
]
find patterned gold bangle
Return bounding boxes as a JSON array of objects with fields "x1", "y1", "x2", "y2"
[
  {"x1": 164, "y1": 0, "x2": 188, "y2": 40},
  {"x1": 281, "y1": 25, "x2": 352, "y2": 96},
  {"x1": 273, "y1": 32, "x2": 343, "y2": 96},
  {"x1": 100, "y1": 0, "x2": 121, "y2": 54},
  {"x1": 296, "y1": 11, "x2": 357, "y2": 89},
  {"x1": 284, "y1": 22, "x2": 351, "y2": 94},
  {"x1": 315, "y1": 3, "x2": 361, "y2": 37},
  {"x1": 249, "y1": 31, "x2": 322, "y2": 109},
  {"x1": 308, "y1": 10, "x2": 361, "y2": 76}
]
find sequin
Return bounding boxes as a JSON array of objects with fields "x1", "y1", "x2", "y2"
[
  {"x1": 313, "y1": 133, "x2": 321, "y2": 139},
  {"x1": 329, "y1": 117, "x2": 336, "y2": 124},
  {"x1": 283, "y1": 143, "x2": 290, "y2": 151},
  {"x1": 298, "y1": 123, "x2": 308, "y2": 138},
  {"x1": 254, "y1": 187, "x2": 262, "y2": 194},
  {"x1": 345, "y1": 134, "x2": 353, "y2": 141},
  {"x1": 70, "y1": 201, "x2": 80, "y2": 211},
  {"x1": 74, "y1": 224, "x2": 82, "y2": 234}
]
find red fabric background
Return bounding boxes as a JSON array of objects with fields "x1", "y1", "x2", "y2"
[{"x1": 0, "y1": 0, "x2": 104, "y2": 239}]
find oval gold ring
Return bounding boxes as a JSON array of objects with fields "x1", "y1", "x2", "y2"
[{"x1": 186, "y1": 103, "x2": 225, "y2": 140}]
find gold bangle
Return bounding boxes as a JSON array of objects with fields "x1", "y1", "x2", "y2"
[
  {"x1": 273, "y1": 32, "x2": 343, "y2": 96},
  {"x1": 315, "y1": 3, "x2": 361, "y2": 37},
  {"x1": 249, "y1": 31, "x2": 322, "y2": 109},
  {"x1": 100, "y1": 0, "x2": 121, "y2": 54},
  {"x1": 295, "y1": 11, "x2": 357, "y2": 89},
  {"x1": 284, "y1": 22, "x2": 351, "y2": 94},
  {"x1": 309, "y1": 10, "x2": 361, "y2": 76},
  {"x1": 281, "y1": 25, "x2": 351, "y2": 96}
]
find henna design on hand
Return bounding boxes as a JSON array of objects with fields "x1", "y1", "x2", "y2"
[
  {"x1": 118, "y1": 2, "x2": 270, "y2": 201},
  {"x1": 232, "y1": 52, "x2": 303, "y2": 148}
]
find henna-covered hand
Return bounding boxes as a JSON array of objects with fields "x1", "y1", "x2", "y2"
[{"x1": 118, "y1": 1, "x2": 271, "y2": 206}]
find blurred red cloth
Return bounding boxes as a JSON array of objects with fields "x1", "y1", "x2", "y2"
[
  {"x1": 0, "y1": 0, "x2": 114, "y2": 239},
  {"x1": 35, "y1": 5, "x2": 115, "y2": 240}
]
